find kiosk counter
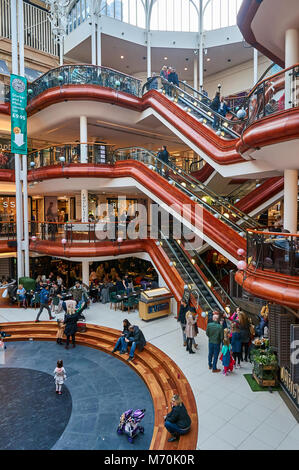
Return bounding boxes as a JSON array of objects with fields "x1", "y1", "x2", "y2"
[{"x1": 139, "y1": 287, "x2": 173, "y2": 321}]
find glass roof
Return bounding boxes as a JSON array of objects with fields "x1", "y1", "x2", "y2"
[{"x1": 67, "y1": 0, "x2": 243, "y2": 34}]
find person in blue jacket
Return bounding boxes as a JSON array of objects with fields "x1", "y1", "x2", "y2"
[
  {"x1": 35, "y1": 285, "x2": 55, "y2": 322},
  {"x1": 231, "y1": 322, "x2": 242, "y2": 368}
]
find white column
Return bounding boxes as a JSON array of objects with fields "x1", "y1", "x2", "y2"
[
  {"x1": 59, "y1": 36, "x2": 64, "y2": 66},
  {"x1": 11, "y1": 0, "x2": 24, "y2": 279},
  {"x1": 193, "y1": 53, "x2": 198, "y2": 92},
  {"x1": 285, "y1": 29, "x2": 299, "y2": 67},
  {"x1": 91, "y1": 16, "x2": 96, "y2": 65},
  {"x1": 82, "y1": 260, "x2": 90, "y2": 287},
  {"x1": 253, "y1": 48, "x2": 258, "y2": 85},
  {"x1": 283, "y1": 170, "x2": 298, "y2": 233},
  {"x1": 96, "y1": 22, "x2": 101, "y2": 66},
  {"x1": 285, "y1": 29, "x2": 299, "y2": 109},
  {"x1": 80, "y1": 116, "x2": 88, "y2": 163},
  {"x1": 18, "y1": 0, "x2": 29, "y2": 277},
  {"x1": 147, "y1": 31, "x2": 151, "y2": 78},
  {"x1": 81, "y1": 189, "x2": 88, "y2": 223},
  {"x1": 198, "y1": 3, "x2": 204, "y2": 91},
  {"x1": 283, "y1": 29, "x2": 299, "y2": 233}
]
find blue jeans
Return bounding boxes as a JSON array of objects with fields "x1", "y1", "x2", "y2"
[
  {"x1": 122, "y1": 340, "x2": 137, "y2": 358},
  {"x1": 113, "y1": 336, "x2": 126, "y2": 352},
  {"x1": 208, "y1": 342, "x2": 220, "y2": 370},
  {"x1": 164, "y1": 420, "x2": 190, "y2": 436}
]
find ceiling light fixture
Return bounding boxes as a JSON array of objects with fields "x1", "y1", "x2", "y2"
[
  {"x1": 207, "y1": 58, "x2": 211, "y2": 62},
  {"x1": 184, "y1": 67, "x2": 188, "y2": 71},
  {"x1": 164, "y1": 57, "x2": 168, "y2": 60},
  {"x1": 120, "y1": 55, "x2": 124, "y2": 59}
]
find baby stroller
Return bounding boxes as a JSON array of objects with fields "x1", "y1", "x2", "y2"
[{"x1": 117, "y1": 408, "x2": 145, "y2": 443}]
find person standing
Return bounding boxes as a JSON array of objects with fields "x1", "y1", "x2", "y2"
[
  {"x1": 231, "y1": 322, "x2": 242, "y2": 368},
  {"x1": 64, "y1": 305, "x2": 80, "y2": 349},
  {"x1": 185, "y1": 307, "x2": 197, "y2": 354},
  {"x1": 211, "y1": 91, "x2": 220, "y2": 129},
  {"x1": 35, "y1": 285, "x2": 54, "y2": 322},
  {"x1": 206, "y1": 313, "x2": 224, "y2": 372},
  {"x1": 53, "y1": 359, "x2": 67, "y2": 395},
  {"x1": 239, "y1": 311, "x2": 251, "y2": 362},
  {"x1": 164, "y1": 394, "x2": 191, "y2": 443},
  {"x1": 177, "y1": 299, "x2": 189, "y2": 347}
]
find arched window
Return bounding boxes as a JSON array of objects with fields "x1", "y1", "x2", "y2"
[
  {"x1": 101, "y1": 0, "x2": 146, "y2": 28},
  {"x1": 203, "y1": 0, "x2": 243, "y2": 31},
  {"x1": 150, "y1": 0, "x2": 199, "y2": 32}
]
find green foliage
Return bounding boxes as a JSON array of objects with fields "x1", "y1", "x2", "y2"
[{"x1": 252, "y1": 347, "x2": 277, "y2": 366}]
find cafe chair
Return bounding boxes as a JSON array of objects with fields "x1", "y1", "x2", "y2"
[
  {"x1": 109, "y1": 292, "x2": 120, "y2": 310},
  {"x1": 122, "y1": 296, "x2": 137, "y2": 313}
]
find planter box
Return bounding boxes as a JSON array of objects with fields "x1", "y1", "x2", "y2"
[{"x1": 253, "y1": 361, "x2": 278, "y2": 388}]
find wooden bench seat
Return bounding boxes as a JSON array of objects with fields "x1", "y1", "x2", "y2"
[{"x1": 2, "y1": 321, "x2": 198, "y2": 450}]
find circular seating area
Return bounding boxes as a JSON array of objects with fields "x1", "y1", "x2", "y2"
[{"x1": 2, "y1": 321, "x2": 198, "y2": 450}]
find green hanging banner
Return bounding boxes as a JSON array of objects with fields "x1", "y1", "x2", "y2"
[{"x1": 10, "y1": 74, "x2": 27, "y2": 155}]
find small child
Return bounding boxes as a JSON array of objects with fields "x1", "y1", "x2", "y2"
[
  {"x1": 221, "y1": 329, "x2": 234, "y2": 375},
  {"x1": 56, "y1": 319, "x2": 65, "y2": 345},
  {"x1": 53, "y1": 359, "x2": 66, "y2": 395}
]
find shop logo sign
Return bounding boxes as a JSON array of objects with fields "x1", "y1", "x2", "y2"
[{"x1": 10, "y1": 74, "x2": 27, "y2": 155}]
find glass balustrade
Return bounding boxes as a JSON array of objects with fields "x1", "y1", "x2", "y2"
[
  {"x1": 27, "y1": 65, "x2": 142, "y2": 100},
  {"x1": 247, "y1": 230, "x2": 299, "y2": 276},
  {"x1": 245, "y1": 64, "x2": 299, "y2": 128},
  {"x1": 113, "y1": 146, "x2": 262, "y2": 232},
  {"x1": 142, "y1": 76, "x2": 244, "y2": 139}
]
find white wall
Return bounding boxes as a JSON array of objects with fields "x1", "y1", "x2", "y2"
[{"x1": 202, "y1": 55, "x2": 271, "y2": 97}]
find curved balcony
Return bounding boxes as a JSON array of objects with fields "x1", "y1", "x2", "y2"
[
  {"x1": 27, "y1": 65, "x2": 142, "y2": 101},
  {"x1": 234, "y1": 230, "x2": 299, "y2": 310}
]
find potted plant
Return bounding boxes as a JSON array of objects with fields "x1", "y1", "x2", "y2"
[{"x1": 251, "y1": 348, "x2": 278, "y2": 387}]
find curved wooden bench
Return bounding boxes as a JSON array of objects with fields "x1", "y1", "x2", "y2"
[{"x1": 1, "y1": 322, "x2": 198, "y2": 450}]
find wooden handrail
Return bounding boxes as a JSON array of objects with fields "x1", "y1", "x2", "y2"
[{"x1": 247, "y1": 229, "x2": 299, "y2": 237}]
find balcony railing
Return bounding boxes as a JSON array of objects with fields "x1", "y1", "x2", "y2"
[
  {"x1": 27, "y1": 65, "x2": 142, "y2": 101},
  {"x1": 245, "y1": 64, "x2": 299, "y2": 128},
  {"x1": 247, "y1": 230, "x2": 299, "y2": 276},
  {"x1": 28, "y1": 142, "x2": 114, "y2": 168}
]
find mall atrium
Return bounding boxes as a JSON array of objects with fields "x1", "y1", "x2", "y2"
[{"x1": 0, "y1": 0, "x2": 298, "y2": 451}]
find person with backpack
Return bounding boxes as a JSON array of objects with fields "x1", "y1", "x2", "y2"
[{"x1": 35, "y1": 285, "x2": 55, "y2": 322}]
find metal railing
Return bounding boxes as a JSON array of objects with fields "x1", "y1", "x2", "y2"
[
  {"x1": 182, "y1": 238, "x2": 238, "y2": 309},
  {"x1": 28, "y1": 142, "x2": 114, "y2": 168},
  {"x1": 142, "y1": 76, "x2": 244, "y2": 139},
  {"x1": 27, "y1": 65, "x2": 142, "y2": 100},
  {"x1": 245, "y1": 64, "x2": 299, "y2": 128},
  {"x1": 247, "y1": 230, "x2": 299, "y2": 276},
  {"x1": 0, "y1": 0, "x2": 59, "y2": 56},
  {"x1": 113, "y1": 146, "x2": 262, "y2": 231}
]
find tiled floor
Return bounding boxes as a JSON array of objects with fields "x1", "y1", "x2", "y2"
[{"x1": 1, "y1": 303, "x2": 298, "y2": 450}]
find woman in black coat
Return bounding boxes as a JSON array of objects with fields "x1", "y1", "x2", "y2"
[
  {"x1": 64, "y1": 308, "x2": 80, "y2": 349},
  {"x1": 238, "y1": 311, "x2": 251, "y2": 361}
]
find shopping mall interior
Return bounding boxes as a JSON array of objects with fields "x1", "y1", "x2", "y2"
[{"x1": 0, "y1": 0, "x2": 298, "y2": 451}]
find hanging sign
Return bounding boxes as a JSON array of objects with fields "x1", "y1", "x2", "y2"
[{"x1": 10, "y1": 74, "x2": 27, "y2": 155}]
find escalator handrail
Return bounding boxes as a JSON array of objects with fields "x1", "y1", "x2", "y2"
[
  {"x1": 183, "y1": 239, "x2": 238, "y2": 309},
  {"x1": 142, "y1": 76, "x2": 245, "y2": 134},
  {"x1": 113, "y1": 146, "x2": 261, "y2": 230},
  {"x1": 160, "y1": 77, "x2": 244, "y2": 130},
  {"x1": 177, "y1": 79, "x2": 241, "y2": 120},
  {"x1": 169, "y1": 238, "x2": 226, "y2": 312},
  {"x1": 159, "y1": 232, "x2": 217, "y2": 311}
]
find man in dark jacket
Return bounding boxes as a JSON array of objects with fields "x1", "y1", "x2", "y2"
[
  {"x1": 164, "y1": 394, "x2": 191, "y2": 442},
  {"x1": 211, "y1": 91, "x2": 220, "y2": 129},
  {"x1": 124, "y1": 325, "x2": 146, "y2": 361},
  {"x1": 177, "y1": 299, "x2": 189, "y2": 347},
  {"x1": 206, "y1": 313, "x2": 224, "y2": 372},
  {"x1": 35, "y1": 285, "x2": 55, "y2": 322}
]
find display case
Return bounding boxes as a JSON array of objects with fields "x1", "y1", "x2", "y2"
[{"x1": 139, "y1": 287, "x2": 173, "y2": 321}]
